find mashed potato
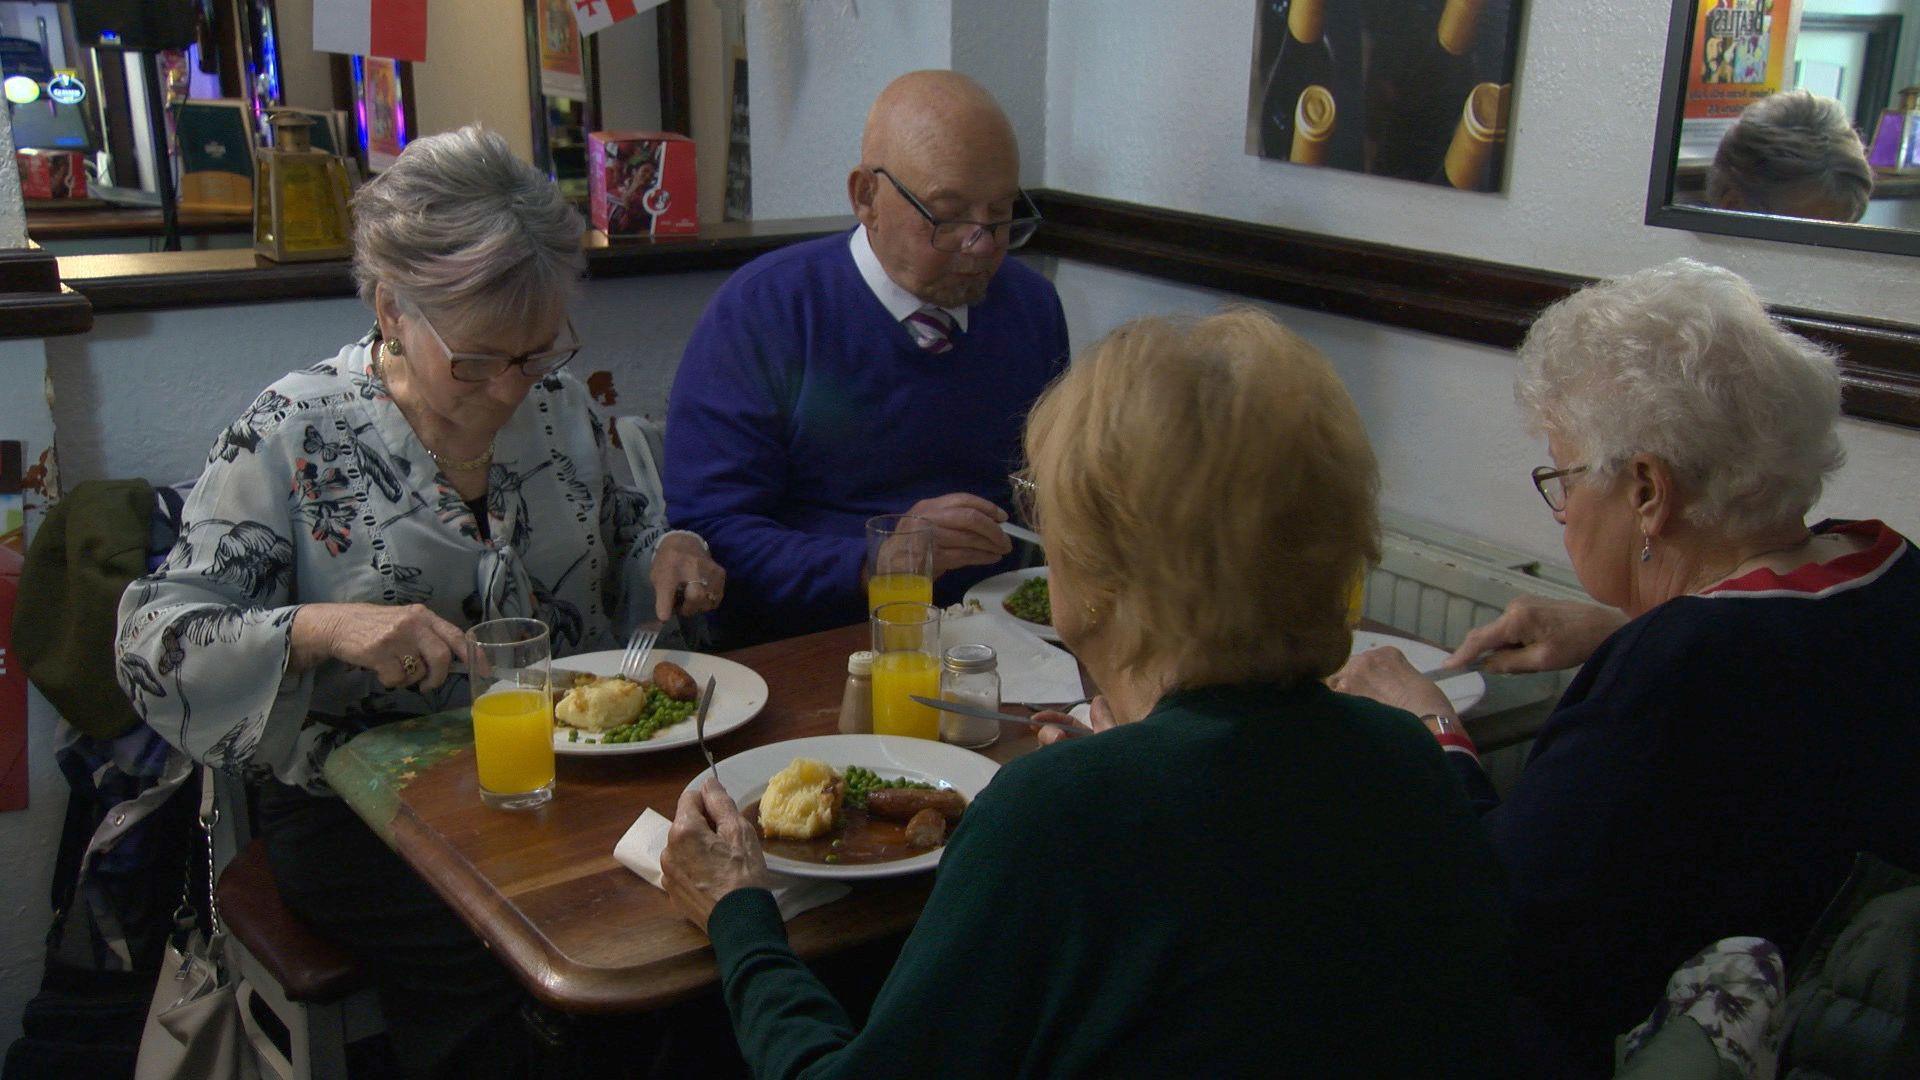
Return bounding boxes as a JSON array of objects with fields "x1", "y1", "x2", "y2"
[
  {"x1": 554, "y1": 676, "x2": 646, "y2": 732},
  {"x1": 758, "y1": 758, "x2": 844, "y2": 840}
]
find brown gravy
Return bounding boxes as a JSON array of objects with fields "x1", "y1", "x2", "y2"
[{"x1": 744, "y1": 802, "x2": 944, "y2": 866}]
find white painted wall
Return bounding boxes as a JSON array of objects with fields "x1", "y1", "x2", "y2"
[
  {"x1": 1044, "y1": 0, "x2": 1919, "y2": 326},
  {"x1": 743, "y1": 0, "x2": 1051, "y2": 219},
  {"x1": 47, "y1": 271, "x2": 732, "y2": 487},
  {"x1": 744, "y1": 0, "x2": 950, "y2": 219},
  {"x1": 1053, "y1": 259, "x2": 1920, "y2": 568}
]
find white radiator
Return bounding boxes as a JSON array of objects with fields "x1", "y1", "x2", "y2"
[{"x1": 1366, "y1": 513, "x2": 1590, "y2": 783}]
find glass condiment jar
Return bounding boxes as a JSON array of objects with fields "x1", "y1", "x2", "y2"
[
  {"x1": 838, "y1": 650, "x2": 874, "y2": 734},
  {"x1": 939, "y1": 644, "x2": 1000, "y2": 749}
]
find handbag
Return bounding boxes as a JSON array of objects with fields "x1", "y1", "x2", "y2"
[{"x1": 133, "y1": 766, "x2": 244, "y2": 1080}]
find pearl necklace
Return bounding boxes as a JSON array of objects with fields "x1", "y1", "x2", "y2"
[{"x1": 373, "y1": 338, "x2": 495, "y2": 474}]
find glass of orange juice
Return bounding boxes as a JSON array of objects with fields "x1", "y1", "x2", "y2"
[
  {"x1": 866, "y1": 514, "x2": 934, "y2": 613},
  {"x1": 465, "y1": 617, "x2": 556, "y2": 810},
  {"x1": 871, "y1": 601, "x2": 942, "y2": 740}
]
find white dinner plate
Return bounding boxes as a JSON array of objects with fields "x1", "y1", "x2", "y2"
[
  {"x1": 964, "y1": 566, "x2": 1057, "y2": 642},
  {"x1": 686, "y1": 734, "x2": 1001, "y2": 881},
  {"x1": 1349, "y1": 631, "x2": 1486, "y2": 714},
  {"x1": 549, "y1": 649, "x2": 768, "y2": 756}
]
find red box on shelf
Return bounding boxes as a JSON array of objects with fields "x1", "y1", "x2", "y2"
[
  {"x1": 588, "y1": 131, "x2": 696, "y2": 237},
  {"x1": 16, "y1": 149, "x2": 86, "y2": 200}
]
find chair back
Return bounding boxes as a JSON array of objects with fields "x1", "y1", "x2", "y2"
[{"x1": 612, "y1": 414, "x2": 668, "y2": 517}]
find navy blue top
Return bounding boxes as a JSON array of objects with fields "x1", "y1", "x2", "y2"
[
  {"x1": 664, "y1": 231, "x2": 1069, "y2": 643},
  {"x1": 1450, "y1": 520, "x2": 1920, "y2": 1073}
]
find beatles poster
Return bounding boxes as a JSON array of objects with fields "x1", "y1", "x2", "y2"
[
  {"x1": 1246, "y1": 0, "x2": 1526, "y2": 192},
  {"x1": 1678, "y1": 0, "x2": 1801, "y2": 159}
]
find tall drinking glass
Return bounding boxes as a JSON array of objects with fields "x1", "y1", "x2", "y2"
[
  {"x1": 870, "y1": 601, "x2": 942, "y2": 740},
  {"x1": 465, "y1": 617, "x2": 556, "y2": 810},
  {"x1": 866, "y1": 514, "x2": 934, "y2": 613}
]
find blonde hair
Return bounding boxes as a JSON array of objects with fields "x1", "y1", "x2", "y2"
[{"x1": 1024, "y1": 309, "x2": 1379, "y2": 689}]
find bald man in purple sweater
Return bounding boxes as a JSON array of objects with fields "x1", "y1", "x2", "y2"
[{"x1": 665, "y1": 71, "x2": 1069, "y2": 643}]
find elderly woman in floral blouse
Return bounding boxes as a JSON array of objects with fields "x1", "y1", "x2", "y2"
[{"x1": 115, "y1": 125, "x2": 724, "y2": 1076}]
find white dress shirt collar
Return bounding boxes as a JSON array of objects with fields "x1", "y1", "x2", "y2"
[{"x1": 849, "y1": 224, "x2": 968, "y2": 332}]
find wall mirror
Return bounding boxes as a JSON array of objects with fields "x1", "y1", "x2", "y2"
[{"x1": 1647, "y1": 0, "x2": 1920, "y2": 257}]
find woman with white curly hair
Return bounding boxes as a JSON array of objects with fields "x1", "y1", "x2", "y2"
[{"x1": 1333, "y1": 258, "x2": 1920, "y2": 1075}]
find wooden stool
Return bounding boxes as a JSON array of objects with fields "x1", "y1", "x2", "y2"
[{"x1": 215, "y1": 839, "x2": 383, "y2": 1080}]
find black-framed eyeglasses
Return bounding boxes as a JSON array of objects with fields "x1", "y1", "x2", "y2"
[
  {"x1": 872, "y1": 167, "x2": 1041, "y2": 253},
  {"x1": 1530, "y1": 464, "x2": 1590, "y2": 513},
  {"x1": 415, "y1": 310, "x2": 582, "y2": 383}
]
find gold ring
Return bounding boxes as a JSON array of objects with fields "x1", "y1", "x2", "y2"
[{"x1": 401, "y1": 654, "x2": 421, "y2": 679}]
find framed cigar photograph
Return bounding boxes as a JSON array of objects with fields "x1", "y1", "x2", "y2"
[{"x1": 1245, "y1": 0, "x2": 1525, "y2": 192}]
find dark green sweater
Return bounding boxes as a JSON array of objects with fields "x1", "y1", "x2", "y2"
[{"x1": 708, "y1": 681, "x2": 1513, "y2": 1078}]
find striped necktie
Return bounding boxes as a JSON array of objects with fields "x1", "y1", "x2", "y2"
[{"x1": 904, "y1": 304, "x2": 959, "y2": 354}]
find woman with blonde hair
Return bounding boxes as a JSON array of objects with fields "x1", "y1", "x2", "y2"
[{"x1": 662, "y1": 309, "x2": 1513, "y2": 1076}]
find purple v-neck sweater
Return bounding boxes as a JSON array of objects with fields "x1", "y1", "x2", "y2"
[{"x1": 664, "y1": 231, "x2": 1069, "y2": 642}]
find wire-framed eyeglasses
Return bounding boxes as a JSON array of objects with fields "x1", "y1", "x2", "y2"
[
  {"x1": 414, "y1": 310, "x2": 582, "y2": 383},
  {"x1": 1531, "y1": 464, "x2": 1590, "y2": 512},
  {"x1": 872, "y1": 167, "x2": 1042, "y2": 253}
]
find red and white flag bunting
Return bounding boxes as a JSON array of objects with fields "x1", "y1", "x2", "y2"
[
  {"x1": 572, "y1": 0, "x2": 669, "y2": 37},
  {"x1": 313, "y1": 0, "x2": 430, "y2": 63}
]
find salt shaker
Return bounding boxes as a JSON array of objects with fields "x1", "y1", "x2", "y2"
[
  {"x1": 838, "y1": 651, "x2": 874, "y2": 734},
  {"x1": 940, "y1": 644, "x2": 1000, "y2": 749}
]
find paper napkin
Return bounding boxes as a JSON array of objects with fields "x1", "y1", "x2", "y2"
[
  {"x1": 614, "y1": 809, "x2": 850, "y2": 921},
  {"x1": 940, "y1": 608, "x2": 1085, "y2": 705}
]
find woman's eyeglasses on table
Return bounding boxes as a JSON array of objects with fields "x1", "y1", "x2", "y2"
[
  {"x1": 1531, "y1": 464, "x2": 1589, "y2": 512},
  {"x1": 872, "y1": 167, "x2": 1042, "y2": 253},
  {"x1": 414, "y1": 310, "x2": 582, "y2": 383}
]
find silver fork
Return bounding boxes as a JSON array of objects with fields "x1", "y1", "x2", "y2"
[
  {"x1": 620, "y1": 582, "x2": 686, "y2": 681},
  {"x1": 620, "y1": 620, "x2": 661, "y2": 682},
  {"x1": 693, "y1": 675, "x2": 722, "y2": 791}
]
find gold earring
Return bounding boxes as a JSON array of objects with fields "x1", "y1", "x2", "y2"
[{"x1": 384, "y1": 336, "x2": 404, "y2": 357}]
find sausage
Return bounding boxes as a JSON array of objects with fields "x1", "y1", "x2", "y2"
[
  {"x1": 904, "y1": 807, "x2": 947, "y2": 848},
  {"x1": 866, "y1": 787, "x2": 967, "y2": 823},
  {"x1": 652, "y1": 660, "x2": 698, "y2": 701}
]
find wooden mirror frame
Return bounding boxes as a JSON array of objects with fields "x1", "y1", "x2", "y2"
[{"x1": 1644, "y1": 0, "x2": 1920, "y2": 258}]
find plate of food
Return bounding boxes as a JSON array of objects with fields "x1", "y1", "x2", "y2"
[
  {"x1": 687, "y1": 734, "x2": 1000, "y2": 880},
  {"x1": 964, "y1": 566, "x2": 1056, "y2": 642},
  {"x1": 548, "y1": 649, "x2": 768, "y2": 756},
  {"x1": 1348, "y1": 630, "x2": 1486, "y2": 715}
]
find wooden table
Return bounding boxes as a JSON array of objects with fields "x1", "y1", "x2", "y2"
[
  {"x1": 323, "y1": 618, "x2": 1514, "y2": 1015},
  {"x1": 323, "y1": 622, "x2": 1040, "y2": 1015}
]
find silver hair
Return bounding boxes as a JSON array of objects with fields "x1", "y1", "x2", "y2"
[
  {"x1": 1706, "y1": 90, "x2": 1873, "y2": 222},
  {"x1": 1516, "y1": 258, "x2": 1845, "y2": 537},
  {"x1": 350, "y1": 125, "x2": 585, "y2": 327}
]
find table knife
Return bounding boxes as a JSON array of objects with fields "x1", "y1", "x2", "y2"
[{"x1": 909, "y1": 695, "x2": 1085, "y2": 737}]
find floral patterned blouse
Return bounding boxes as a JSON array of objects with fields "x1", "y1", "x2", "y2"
[{"x1": 115, "y1": 334, "x2": 671, "y2": 793}]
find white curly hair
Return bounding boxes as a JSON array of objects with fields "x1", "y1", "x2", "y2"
[{"x1": 1516, "y1": 258, "x2": 1845, "y2": 537}]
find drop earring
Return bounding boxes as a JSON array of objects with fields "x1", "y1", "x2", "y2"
[{"x1": 1640, "y1": 533, "x2": 1652, "y2": 562}]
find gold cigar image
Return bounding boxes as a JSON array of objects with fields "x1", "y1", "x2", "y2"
[
  {"x1": 1444, "y1": 82, "x2": 1509, "y2": 190},
  {"x1": 1438, "y1": 0, "x2": 1486, "y2": 56},
  {"x1": 1291, "y1": 85, "x2": 1336, "y2": 166},
  {"x1": 1289, "y1": 0, "x2": 1325, "y2": 44}
]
